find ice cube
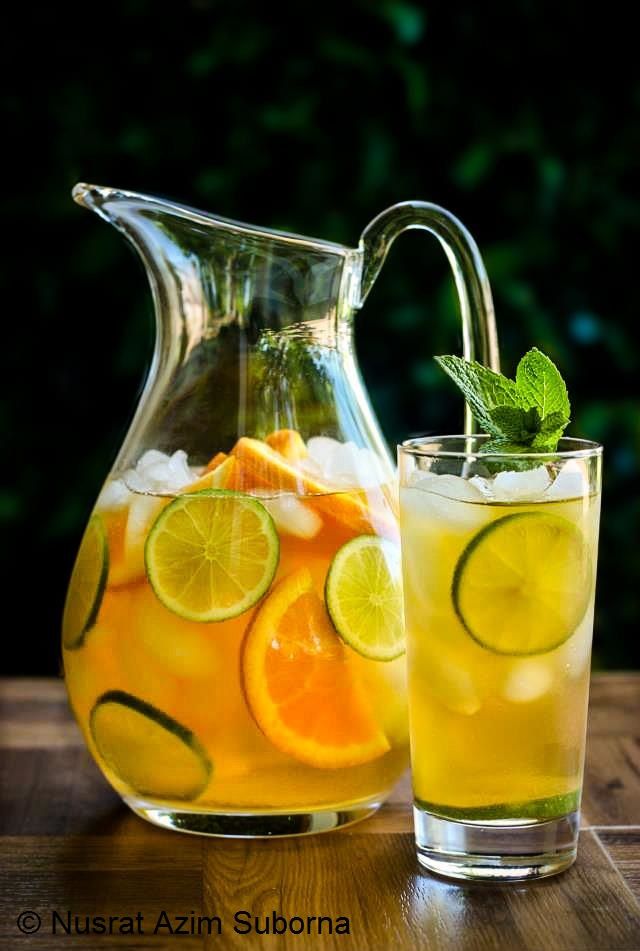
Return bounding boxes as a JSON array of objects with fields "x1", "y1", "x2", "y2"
[
  {"x1": 491, "y1": 466, "x2": 551, "y2": 501},
  {"x1": 123, "y1": 449, "x2": 198, "y2": 494},
  {"x1": 400, "y1": 479, "x2": 487, "y2": 534},
  {"x1": 428, "y1": 654, "x2": 481, "y2": 716},
  {"x1": 559, "y1": 606, "x2": 594, "y2": 679},
  {"x1": 263, "y1": 495, "x2": 322, "y2": 539},
  {"x1": 122, "y1": 467, "x2": 150, "y2": 493},
  {"x1": 304, "y1": 437, "x2": 388, "y2": 488},
  {"x1": 141, "y1": 458, "x2": 179, "y2": 491},
  {"x1": 469, "y1": 474, "x2": 494, "y2": 497},
  {"x1": 136, "y1": 449, "x2": 170, "y2": 472},
  {"x1": 422, "y1": 474, "x2": 487, "y2": 503},
  {"x1": 545, "y1": 461, "x2": 589, "y2": 500},
  {"x1": 125, "y1": 494, "x2": 165, "y2": 559},
  {"x1": 502, "y1": 659, "x2": 553, "y2": 703},
  {"x1": 323, "y1": 440, "x2": 360, "y2": 482},
  {"x1": 306, "y1": 436, "x2": 341, "y2": 468},
  {"x1": 165, "y1": 449, "x2": 196, "y2": 488},
  {"x1": 407, "y1": 469, "x2": 437, "y2": 489},
  {"x1": 96, "y1": 478, "x2": 131, "y2": 511},
  {"x1": 323, "y1": 442, "x2": 388, "y2": 487}
]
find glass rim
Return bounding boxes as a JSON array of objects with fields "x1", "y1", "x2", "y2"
[{"x1": 398, "y1": 434, "x2": 603, "y2": 460}]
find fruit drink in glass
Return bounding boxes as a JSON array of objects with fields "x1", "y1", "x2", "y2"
[{"x1": 399, "y1": 436, "x2": 602, "y2": 880}]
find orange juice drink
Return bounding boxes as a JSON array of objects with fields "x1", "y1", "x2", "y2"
[{"x1": 63, "y1": 432, "x2": 409, "y2": 835}]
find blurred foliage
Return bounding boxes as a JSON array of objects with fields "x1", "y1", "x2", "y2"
[{"x1": 2, "y1": 1, "x2": 639, "y2": 671}]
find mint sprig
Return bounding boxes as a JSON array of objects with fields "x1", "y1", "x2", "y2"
[{"x1": 435, "y1": 348, "x2": 570, "y2": 452}]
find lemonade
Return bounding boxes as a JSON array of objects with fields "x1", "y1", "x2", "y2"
[
  {"x1": 401, "y1": 473, "x2": 599, "y2": 817},
  {"x1": 399, "y1": 433, "x2": 602, "y2": 879},
  {"x1": 63, "y1": 432, "x2": 409, "y2": 832}
]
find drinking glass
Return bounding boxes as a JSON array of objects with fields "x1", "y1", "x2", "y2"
[{"x1": 398, "y1": 435, "x2": 602, "y2": 881}]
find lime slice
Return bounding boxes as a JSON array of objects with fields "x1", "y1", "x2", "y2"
[
  {"x1": 145, "y1": 489, "x2": 279, "y2": 622},
  {"x1": 325, "y1": 535, "x2": 404, "y2": 660},
  {"x1": 62, "y1": 514, "x2": 109, "y2": 649},
  {"x1": 453, "y1": 512, "x2": 591, "y2": 655},
  {"x1": 90, "y1": 691, "x2": 211, "y2": 800},
  {"x1": 416, "y1": 789, "x2": 580, "y2": 822}
]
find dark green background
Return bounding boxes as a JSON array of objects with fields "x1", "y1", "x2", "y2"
[{"x1": 3, "y1": 2, "x2": 639, "y2": 672}]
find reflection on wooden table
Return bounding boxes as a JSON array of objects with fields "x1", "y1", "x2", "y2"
[{"x1": 1, "y1": 675, "x2": 639, "y2": 949}]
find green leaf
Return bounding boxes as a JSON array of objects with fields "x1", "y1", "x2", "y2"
[
  {"x1": 434, "y1": 356, "x2": 519, "y2": 434},
  {"x1": 435, "y1": 348, "x2": 571, "y2": 456},
  {"x1": 531, "y1": 430, "x2": 565, "y2": 451},
  {"x1": 479, "y1": 438, "x2": 546, "y2": 473},
  {"x1": 539, "y1": 410, "x2": 570, "y2": 435},
  {"x1": 489, "y1": 405, "x2": 542, "y2": 442},
  {"x1": 480, "y1": 437, "x2": 532, "y2": 454},
  {"x1": 515, "y1": 348, "x2": 571, "y2": 420},
  {"x1": 523, "y1": 406, "x2": 544, "y2": 435}
]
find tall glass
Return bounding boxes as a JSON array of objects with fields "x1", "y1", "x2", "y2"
[{"x1": 398, "y1": 436, "x2": 602, "y2": 881}]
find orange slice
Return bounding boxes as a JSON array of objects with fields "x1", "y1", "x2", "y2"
[
  {"x1": 181, "y1": 456, "x2": 237, "y2": 493},
  {"x1": 232, "y1": 437, "x2": 309, "y2": 492},
  {"x1": 231, "y1": 437, "x2": 397, "y2": 538},
  {"x1": 242, "y1": 568, "x2": 390, "y2": 768},
  {"x1": 205, "y1": 451, "x2": 228, "y2": 473},
  {"x1": 265, "y1": 429, "x2": 308, "y2": 461}
]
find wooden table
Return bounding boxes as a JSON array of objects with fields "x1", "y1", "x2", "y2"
[{"x1": 1, "y1": 675, "x2": 639, "y2": 950}]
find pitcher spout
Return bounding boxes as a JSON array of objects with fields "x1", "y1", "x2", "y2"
[
  {"x1": 72, "y1": 181, "x2": 122, "y2": 216},
  {"x1": 72, "y1": 182, "x2": 175, "y2": 238}
]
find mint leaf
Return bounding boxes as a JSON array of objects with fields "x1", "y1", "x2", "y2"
[
  {"x1": 489, "y1": 405, "x2": 542, "y2": 442},
  {"x1": 481, "y1": 437, "x2": 534, "y2": 454},
  {"x1": 434, "y1": 356, "x2": 518, "y2": 435},
  {"x1": 531, "y1": 430, "x2": 565, "y2": 451},
  {"x1": 539, "y1": 410, "x2": 569, "y2": 434},
  {"x1": 435, "y1": 346, "x2": 572, "y2": 454},
  {"x1": 515, "y1": 348, "x2": 571, "y2": 420}
]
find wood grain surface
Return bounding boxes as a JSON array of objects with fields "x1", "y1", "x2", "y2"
[{"x1": 1, "y1": 675, "x2": 639, "y2": 950}]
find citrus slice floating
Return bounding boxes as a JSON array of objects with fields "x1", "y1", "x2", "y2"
[
  {"x1": 242, "y1": 568, "x2": 390, "y2": 768},
  {"x1": 90, "y1": 690, "x2": 211, "y2": 800},
  {"x1": 232, "y1": 436, "x2": 317, "y2": 493},
  {"x1": 325, "y1": 536, "x2": 405, "y2": 660},
  {"x1": 265, "y1": 428, "x2": 308, "y2": 461},
  {"x1": 62, "y1": 514, "x2": 109, "y2": 649},
  {"x1": 205, "y1": 451, "x2": 228, "y2": 473},
  {"x1": 181, "y1": 455, "x2": 237, "y2": 493},
  {"x1": 231, "y1": 437, "x2": 397, "y2": 539},
  {"x1": 453, "y1": 512, "x2": 592, "y2": 655},
  {"x1": 145, "y1": 489, "x2": 279, "y2": 622}
]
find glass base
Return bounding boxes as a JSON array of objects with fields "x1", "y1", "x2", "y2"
[
  {"x1": 414, "y1": 806, "x2": 580, "y2": 882},
  {"x1": 126, "y1": 796, "x2": 383, "y2": 838}
]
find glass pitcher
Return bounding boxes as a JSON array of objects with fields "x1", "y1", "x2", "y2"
[{"x1": 62, "y1": 184, "x2": 499, "y2": 837}]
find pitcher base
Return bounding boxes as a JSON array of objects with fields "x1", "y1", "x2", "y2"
[{"x1": 126, "y1": 796, "x2": 383, "y2": 838}]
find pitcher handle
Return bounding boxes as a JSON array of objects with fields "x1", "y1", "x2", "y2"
[{"x1": 358, "y1": 201, "x2": 500, "y2": 433}]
